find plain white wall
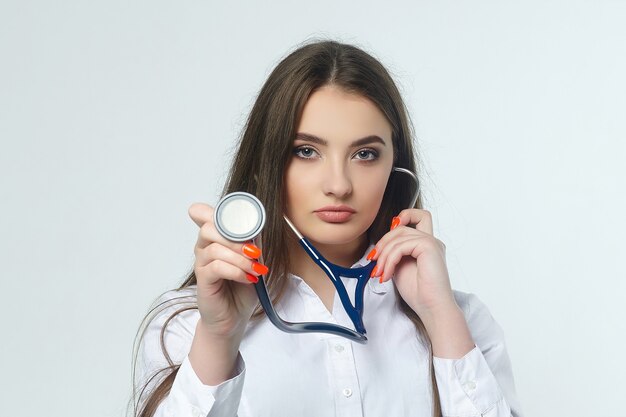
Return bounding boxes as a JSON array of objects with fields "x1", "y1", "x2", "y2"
[{"x1": 1, "y1": 1, "x2": 624, "y2": 416}]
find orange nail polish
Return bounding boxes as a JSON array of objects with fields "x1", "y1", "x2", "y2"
[
  {"x1": 246, "y1": 273, "x2": 259, "y2": 284},
  {"x1": 379, "y1": 276, "x2": 383, "y2": 284},
  {"x1": 252, "y1": 261, "x2": 269, "y2": 275},
  {"x1": 242, "y1": 243, "x2": 262, "y2": 259},
  {"x1": 366, "y1": 248, "x2": 377, "y2": 260},
  {"x1": 390, "y1": 216, "x2": 400, "y2": 230},
  {"x1": 370, "y1": 265, "x2": 379, "y2": 278}
]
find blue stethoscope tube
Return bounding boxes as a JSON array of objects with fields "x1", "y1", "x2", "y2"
[
  {"x1": 279, "y1": 216, "x2": 375, "y2": 338},
  {"x1": 215, "y1": 167, "x2": 419, "y2": 344}
]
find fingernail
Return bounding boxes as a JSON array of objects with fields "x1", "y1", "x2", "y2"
[
  {"x1": 379, "y1": 276, "x2": 383, "y2": 284},
  {"x1": 242, "y1": 243, "x2": 262, "y2": 259},
  {"x1": 246, "y1": 273, "x2": 259, "y2": 284},
  {"x1": 366, "y1": 248, "x2": 377, "y2": 260},
  {"x1": 390, "y1": 216, "x2": 400, "y2": 230},
  {"x1": 252, "y1": 261, "x2": 269, "y2": 275},
  {"x1": 370, "y1": 265, "x2": 379, "y2": 278}
]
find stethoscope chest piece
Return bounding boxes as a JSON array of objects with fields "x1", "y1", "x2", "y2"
[{"x1": 213, "y1": 192, "x2": 266, "y2": 242}]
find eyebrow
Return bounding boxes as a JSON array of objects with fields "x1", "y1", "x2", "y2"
[{"x1": 295, "y1": 132, "x2": 387, "y2": 147}]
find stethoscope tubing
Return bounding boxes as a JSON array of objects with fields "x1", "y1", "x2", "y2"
[
  {"x1": 215, "y1": 166, "x2": 420, "y2": 344},
  {"x1": 252, "y1": 274, "x2": 369, "y2": 343}
]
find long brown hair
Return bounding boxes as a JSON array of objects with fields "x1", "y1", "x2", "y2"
[{"x1": 131, "y1": 39, "x2": 441, "y2": 417}]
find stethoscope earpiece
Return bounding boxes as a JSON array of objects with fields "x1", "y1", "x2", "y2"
[{"x1": 391, "y1": 167, "x2": 420, "y2": 208}]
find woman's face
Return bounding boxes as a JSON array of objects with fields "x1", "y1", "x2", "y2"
[{"x1": 285, "y1": 85, "x2": 394, "y2": 247}]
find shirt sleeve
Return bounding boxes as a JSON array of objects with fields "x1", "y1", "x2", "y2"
[
  {"x1": 163, "y1": 353, "x2": 246, "y2": 417},
  {"x1": 432, "y1": 292, "x2": 524, "y2": 417},
  {"x1": 135, "y1": 288, "x2": 246, "y2": 417}
]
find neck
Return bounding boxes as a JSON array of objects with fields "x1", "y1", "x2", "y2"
[{"x1": 288, "y1": 233, "x2": 370, "y2": 285}]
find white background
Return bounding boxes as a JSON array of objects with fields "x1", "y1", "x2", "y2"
[{"x1": 1, "y1": 1, "x2": 624, "y2": 416}]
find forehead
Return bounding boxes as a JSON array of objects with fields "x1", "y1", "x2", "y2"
[{"x1": 297, "y1": 86, "x2": 392, "y2": 144}]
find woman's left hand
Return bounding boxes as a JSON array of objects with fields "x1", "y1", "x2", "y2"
[
  {"x1": 369, "y1": 209, "x2": 476, "y2": 358},
  {"x1": 368, "y1": 209, "x2": 457, "y2": 320}
]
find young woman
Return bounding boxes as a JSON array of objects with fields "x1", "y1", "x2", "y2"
[{"x1": 132, "y1": 40, "x2": 523, "y2": 417}]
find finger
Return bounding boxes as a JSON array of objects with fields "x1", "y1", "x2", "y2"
[
  {"x1": 396, "y1": 208, "x2": 434, "y2": 236},
  {"x1": 196, "y1": 242, "x2": 268, "y2": 277},
  {"x1": 376, "y1": 235, "x2": 419, "y2": 282},
  {"x1": 369, "y1": 226, "x2": 419, "y2": 261},
  {"x1": 197, "y1": 259, "x2": 258, "y2": 286},
  {"x1": 190, "y1": 204, "x2": 263, "y2": 261},
  {"x1": 194, "y1": 221, "x2": 220, "y2": 250},
  {"x1": 188, "y1": 203, "x2": 214, "y2": 228},
  {"x1": 380, "y1": 235, "x2": 445, "y2": 282},
  {"x1": 195, "y1": 221, "x2": 255, "y2": 255}
]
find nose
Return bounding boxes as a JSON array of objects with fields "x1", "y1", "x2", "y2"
[{"x1": 321, "y1": 159, "x2": 353, "y2": 199}]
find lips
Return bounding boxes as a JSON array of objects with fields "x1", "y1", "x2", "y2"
[{"x1": 314, "y1": 205, "x2": 356, "y2": 223}]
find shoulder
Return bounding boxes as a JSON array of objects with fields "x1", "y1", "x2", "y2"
[
  {"x1": 452, "y1": 290, "x2": 491, "y2": 317},
  {"x1": 151, "y1": 285, "x2": 197, "y2": 312},
  {"x1": 138, "y1": 286, "x2": 200, "y2": 366},
  {"x1": 452, "y1": 290, "x2": 505, "y2": 350},
  {"x1": 134, "y1": 286, "x2": 199, "y2": 394},
  {"x1": 147, "y1": 286, "x2": 199, "y2": 334}
]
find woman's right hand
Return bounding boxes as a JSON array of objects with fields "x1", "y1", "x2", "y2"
[{"x1": 188, "y1": 202, "x2": 267, "y2": 340}]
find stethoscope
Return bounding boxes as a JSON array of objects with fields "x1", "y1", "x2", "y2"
[{"x1": 213, "y1": 167, "x2": 419, "y2": 344}]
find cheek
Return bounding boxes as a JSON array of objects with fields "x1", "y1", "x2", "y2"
[
  {"x1": 355, "y1": 170, "x2": 391, "y2": 219},
  {"x1": 284, "y1": 163, "x2": 309, "y2": 215}
]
